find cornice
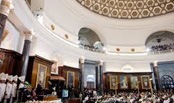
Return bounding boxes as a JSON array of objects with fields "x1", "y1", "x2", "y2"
[{"x1": 14, "y1": 0, "x2": 174, "y2": 63}]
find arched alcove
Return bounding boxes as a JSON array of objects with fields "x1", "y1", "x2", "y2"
[
  {"x1": 145, "y1": 31, "x2": 174, "y2": 53},
  {"x1": 78, "y1": 27, "x2": 105, "y2": 53}
]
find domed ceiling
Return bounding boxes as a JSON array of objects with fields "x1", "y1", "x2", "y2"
[
  {"x1": 42, "y1": 0, "x2": 174, "y2": 54},
  {"x1": 77, "y1": 0, "x2": 174, "y2": 19}
]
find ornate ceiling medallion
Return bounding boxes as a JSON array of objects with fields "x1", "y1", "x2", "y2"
[{"x1": 77, "y1": 0, "x2": 174, "y2": 19}]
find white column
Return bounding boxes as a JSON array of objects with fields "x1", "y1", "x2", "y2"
[
  {"x1": 29, "y1": 36, "x2": 37, "y2": 56},
  {"x1": 0, "y1": 0, "x2": 14, "y2": 16}
]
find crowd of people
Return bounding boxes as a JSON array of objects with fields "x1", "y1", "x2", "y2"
[
  {"x1": 82, "y1": 88, "x2": 98, "y2": 103},
  {"x1": 0, "y1": 72, "x2": 22, "y2": 103},
  {"x1": 1, "y1": 72, "x2": 174, "y2": 103},
  {"x1": 151, "y1": 43, "x2": 174, "y2": 52},
  {"x1": 82, "y1": 89, "x2": 174, "y2": 103},
  {"x1": 79, "y1": 44, "x2": 105, "y2": 53},
  {"x1": 0, "y1": 72, "x2": 43, "y2": 103}
]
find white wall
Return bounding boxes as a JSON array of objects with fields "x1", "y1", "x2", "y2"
[
  {"x1": 31, "y1": 0, "x2": 44, "y2": 11},
  {"x1": 105, "y1": 61, "x2": 152, "y2": 73},
  {"x1": 10, "y1": 0, "x2": 174, "y2": 74},
  {"x1": 62, "y1": 54, "x2": 79, "y2": 68},
  {"x1": 1, "y1": 21, "x2": 23, "y2": 53},
  {"x1": 33, "y1": 36, "x2": 79, "y2": 68}
]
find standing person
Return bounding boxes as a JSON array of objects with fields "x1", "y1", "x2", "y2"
[
  {"x1": 36, "y1": 81, "x2": 43, "y2": 100},
  {"x1": 0, "y1": 73, "x2": 5, "y2": 102},
  {"x1": 17, "y1": 76, "x2": 25, "y2": 102},
  {"x1": 10, "y1": 75, "x2": 18, "y2": 103},
  {"x1": 31, "y1": 88, "x2": 37, "y2": 100},
  {"x1": 4, "y1": 75, "x2": 13, "y2": 103},
  {"x1": 0, "y1": 73, "x2": 4, "y2": 102},
  {"x1": 18, "y1": 76, "x2": 25, "y2": 89},
  {"x1": 36, "y1": 81, "x2": 43, "y2": 95},
  {"x1": 0, "y1": 73, "x2": 8, "y2": 103}
]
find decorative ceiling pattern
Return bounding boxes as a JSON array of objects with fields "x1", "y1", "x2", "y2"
[{"x1": 77, "y1": 0, "x2": 174, "y2": 19}]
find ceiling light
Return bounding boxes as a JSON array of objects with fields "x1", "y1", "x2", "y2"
[{"x1": 146, "y1": 48, "x2": 150, "y2": 52}]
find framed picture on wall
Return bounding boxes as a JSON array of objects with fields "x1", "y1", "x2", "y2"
[
  {"x1": 66, "y1": 71, "x2": 75, "y2": 87},
  {"x1": 36, "y1": 64, "x2": 47, "y2": 88},
  {"x1": 120, "y1": 75, "x2": 128, "y2": 89},
  {"x1": 109, "y1": 75, "x2": 117, "y2": 90},
  {"x1": 130, "y1": 76, "x2": 138, "y2": 89},
  {"x1": 141, "y1": 76, "x2": 150, "y2": 89},
  {"x1": 51, "y1": 62, "x2": 58, "y2": 75}
]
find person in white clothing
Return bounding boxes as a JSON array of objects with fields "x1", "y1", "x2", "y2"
[
  {"x1": 11, "y1": 75, "x2": 18, "y2": 103},
  {"x1": 163, "y1": 97, "x2": 169, "y2": 103},
  {"x1": 18, "y1": 76, "x2": 25, "y2": 89},
  {"x1": 0, "y1": 73, "x2": 3, "y2": 102},
  {"x1": 0, "y1": 73, "x2": 8, "y2": 102},
  {"x1": 17, "y1": 76, "x2": 25, "y2": 102},
  {"x1": 0, "y1": 73, "x2": 4, "y2": 102},
  {"x1": 4, "y1": 75, "x2": 13, "y2": 103}
]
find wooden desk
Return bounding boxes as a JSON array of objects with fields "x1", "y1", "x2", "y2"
[
  {"x1": 66, "y1": 98, "x2": 80, "y2": 103},
  {"x1": 43, "y1": 95, "x2": 59, "y2": 101}
]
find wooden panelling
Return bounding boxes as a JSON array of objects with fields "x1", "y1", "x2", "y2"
[
  {"x1": 0, "y1": 48, "x2": 22, "y2": 75},
  {"x1": 66, "y1": 98, "x2": 80, "y2": 103},
  {"x1": 58, "y1": 65, "x2": 80, "y2": 89},
  {"x1": 104, "y1": 72, "x2": 152, "y2": 92},
  {"x1": 26, "y1": 55, "x2": 53, "y2": 88}
]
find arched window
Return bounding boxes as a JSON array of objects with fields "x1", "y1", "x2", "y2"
[{"x1": 161, "y1": 75, "x2": 174, "y2": 89}]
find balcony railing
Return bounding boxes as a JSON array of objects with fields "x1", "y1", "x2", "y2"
[{"x1": 79, "y1": 44, "x2": 105, "y2": 53}]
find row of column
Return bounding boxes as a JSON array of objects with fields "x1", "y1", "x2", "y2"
[
  {"x1": 79, "y1": 58, "x2": 104, "y2": 95},
  {"x1": 79, "y1": 59, "x2": 161, "y2": 92},
  {"x1": 0, "y1": 1, "x2": 104, "y2": 92},
  {"x1": 0, "y1": 0, "x2": 34, "y2": 78},
  {"x1": 0, "y1": 0, "x2": 162, "y2": 92}
]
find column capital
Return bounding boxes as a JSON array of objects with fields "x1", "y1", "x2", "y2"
[
  {"x1": 99, "y1": 60, "x2": 103, "y2": 66},
  {"x1": 80, "y1": 56, "x2": 85, "y2": 64},
  {"x1": 153, "y1": 61, "x2": 158, "y2": 67},
  {"x1": 22, "y1": 30, "x2": 34, "y2": 41},
  {"x1": 0, "y1": 0, "x2": 14, "y2": 16}
]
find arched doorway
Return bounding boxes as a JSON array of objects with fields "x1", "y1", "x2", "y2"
[{"x1": 86, "y1": 75, "x2": 95, "y2": 89}]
